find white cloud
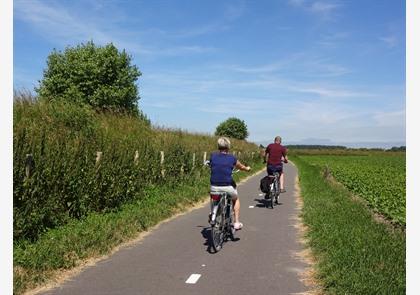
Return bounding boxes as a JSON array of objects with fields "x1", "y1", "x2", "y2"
[
  {"x1": 288, "y1": 0, "x2": 306, "y2": 7},
  {"x1": 288, "y1": 0, "x2": 341, "y2": 20},
  {"x1": 379, "y1": 35, "x2": 398, "y2": 48},
  {"x1": 226, "y1": 60, "x2": 291, "y2": 74},
  {"x1": 317, "y1": 31, "x2": 349, "y2": 48},
  {"x1": 223, "y1": 1, "x2": 246, "y2": 21},
  {"x1": 218, "y1": 53, "x2": 350, "y2": 77},
  {"x1": 373, "y1": 110, "x2": 406, "y2": 127},
  {"x1": 310, "y1": 1, "x2": 340, "y2": 14},
  {"x1": 274, "y1": 100, "x2": 405, "y2": 143},
  {"x1": 290, "y1": 100, "x2": 355, "y2": 124},
  {"x1": 292, "y1": 86, "x2": 374, "y2": 98},
  {"x1": 172, "y1": 23, "x2": 230, "y2": 38},
  {"x1": 13, "y1": 67, "x2": 39, "y2": 90},
  {"x1": 14, "y1": 0, "x2": 215, "y2": 58},
  {"x1": 195, "y1": 97, "x2": 276, "y2": 114}
]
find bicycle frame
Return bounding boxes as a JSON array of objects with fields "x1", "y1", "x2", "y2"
[{"x1": 268, "y1": 172, "x2": 280, "y2": 208}]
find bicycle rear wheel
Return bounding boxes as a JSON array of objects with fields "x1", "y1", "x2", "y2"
[
  {"x1": 211, "y1": 207, "x2": 224, "y2": 252},
  {"x1": 269, "y1": 192, "x2": 274, "y2": 209}
]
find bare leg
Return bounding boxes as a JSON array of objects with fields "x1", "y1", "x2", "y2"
[
  {"x1": 280, "y1": 173, "x2": 285, "y2": 190},
  {"x1": 233, "y1": 198, "x2": 240, "y2": 223}
]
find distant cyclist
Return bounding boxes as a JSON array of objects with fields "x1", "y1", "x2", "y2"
[
  {"x1": 264, "y1": 136, "x2": 288, "y2": 194},
  {"x1": 209, "y1": 137, "x2": 251, "y2": 230}
]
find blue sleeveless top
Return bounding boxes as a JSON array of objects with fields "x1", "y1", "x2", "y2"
[{"x1": 209, "y1": 152, "x2": 237, "y2": 186}]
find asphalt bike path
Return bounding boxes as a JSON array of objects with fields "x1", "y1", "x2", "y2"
[{"x1": 42, "y1": 163, "x2": 309, "y2": 295}]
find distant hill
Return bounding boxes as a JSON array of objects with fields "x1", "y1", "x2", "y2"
[
  {"x1": 286, "y1": 144, "x2": 347, "y2": 150},
  {"x1": 256, "y1": 138, "x2": 406, "y2": 149}
]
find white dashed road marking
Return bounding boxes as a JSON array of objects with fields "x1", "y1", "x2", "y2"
[
  {"x1": 249, "y1": 205, "x2": 254, "y2": 208},
  {"x1": 185, "y1": 274, "x2": 201, "y2": 284}
]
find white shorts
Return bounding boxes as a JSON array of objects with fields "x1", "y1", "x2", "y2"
[{"x1": 210, "y1": 185, "x2": 238, "y2": 200}]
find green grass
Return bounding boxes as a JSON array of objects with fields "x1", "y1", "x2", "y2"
[
  {"x1": 13, "y1": 161, "x2": 264, "y2": 295},
  {"x1": 292, "y1": 156, "x2": 405, "y2": 295}
]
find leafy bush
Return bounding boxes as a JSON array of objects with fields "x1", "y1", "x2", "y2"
[
  {"x1": 36, "y1": 41, "x2": 142, "y2": 116},
  {"x1": 215, "y1": 117, "x2": 249, "y2": 140}
]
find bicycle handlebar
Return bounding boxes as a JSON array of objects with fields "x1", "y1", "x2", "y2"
[
  {"x1": 264, "y1": 159, "x2": 288, "y2": 164},
  {"x1": 205, "y1": 160, "x2": 250, "y2": 172}
]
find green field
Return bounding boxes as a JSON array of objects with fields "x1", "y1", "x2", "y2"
[
  {"x1": 291, "y1": 151, "x2": 405, "y2": 294},
  {"x1": 299, "y1": 153, "x2": 405, "y2": 226}
]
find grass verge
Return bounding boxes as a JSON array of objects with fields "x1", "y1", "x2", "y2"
[
  {"x1": 292, "y1": 156, "x2": 405, "y2": 295},
  {"x1": 14, "y1": 162, "x2": 264, "y2": 295}
]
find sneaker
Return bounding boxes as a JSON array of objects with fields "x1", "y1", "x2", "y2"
[
  {"x1": 280, "y1": 189, "x2": 286, "y2": 193},
  {"x1": 264, "y1": 193, "x2": 270, "y2": 199},
  {"x1": 234, "y1": 222, "x2": 243, "y2": 230}
]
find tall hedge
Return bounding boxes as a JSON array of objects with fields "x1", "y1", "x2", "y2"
[{"x1": 13, "y1": 98, "x2": 260, "y2": 242}]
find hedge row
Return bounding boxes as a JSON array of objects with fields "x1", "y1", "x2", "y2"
[{"x1": 13, "y1": 98, "x2": 260, "y2": 242}]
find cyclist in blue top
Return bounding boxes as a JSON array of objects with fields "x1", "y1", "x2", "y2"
[{"x1": 209, "y1": 137, "x2": 251, "y2": 230}]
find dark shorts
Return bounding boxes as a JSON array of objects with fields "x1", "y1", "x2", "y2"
[{"x1": 267, "y1": 164, "x2": 283, "y2": 175}]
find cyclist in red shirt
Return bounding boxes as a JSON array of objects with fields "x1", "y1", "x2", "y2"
[{"x1": 264, "y1": 136, "x2": 288, "y2": 193}]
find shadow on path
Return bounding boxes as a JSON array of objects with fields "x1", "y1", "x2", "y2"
[
  {"x1": 199, "y1": 225, "x2": 241, "y2": 254},
  {"x1": 253, "y1": 197, "x2": 283, "y2": 208}
]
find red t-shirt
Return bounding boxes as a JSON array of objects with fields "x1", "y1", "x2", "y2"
[{"x1": 265, "y1": 143, "x2": 287, "y2": 165}]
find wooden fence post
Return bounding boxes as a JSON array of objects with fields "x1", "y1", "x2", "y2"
[
  {"x1": 96, "y1": 151, "x2": 102, "y2": 166},
  {"x1": 323, "y1": 165, "x2": 330, "y2": 179},
  {"x1": 252, "y1": 152, "x2": 255, "y2": 158},
  {"x1": 203, "y1": 152, "x2": 207, "y2": 164},
  {"x1": 25, "y1": 154, "x2": 35, "y2": 179},
  {"x1": 160, "y1": 151, "x2": 165, "y2": 177},
  {"x1": 134, "y1": 150, "x2": 139, "y2": 165},
  {"x1": 192, "y1": 153, "x2": 196, "y2": 169}
]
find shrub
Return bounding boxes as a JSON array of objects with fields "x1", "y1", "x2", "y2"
[
  {"x1": 36, "y1": 41, "x2": 142, "y2": 116},
  {"x1": 215, "y1": 117, "x2": 249, "y2": 140}
]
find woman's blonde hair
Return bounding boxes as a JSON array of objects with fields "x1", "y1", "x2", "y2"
[{"x1": 217, "y1": 137, "x2": 231, "y2": 150}]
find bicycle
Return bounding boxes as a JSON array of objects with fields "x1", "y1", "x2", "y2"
[
  {"x1": 267, "y1": 172, "x2": 280, "y2": 209},
  {"x1": 208, "y1": 191, "x2": 236, "y2": 252}
]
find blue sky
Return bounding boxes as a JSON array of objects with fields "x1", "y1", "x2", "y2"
[{"x1": 13, "y1": 0, "x2": 406, "y2": 146}]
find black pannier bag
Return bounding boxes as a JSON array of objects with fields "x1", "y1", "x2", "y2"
[{"x1": 260, "y1": 176, "x2": 272, "y2": 193}]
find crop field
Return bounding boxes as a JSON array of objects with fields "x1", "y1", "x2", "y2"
[{"x1": 298, "y1": 153, "x2": 406, "y2": 226}]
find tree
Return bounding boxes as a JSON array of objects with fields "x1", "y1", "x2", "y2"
[
  {"x1": 36, "y1": 41, "x2": 141, "y2": 116},
  {"x1": 215, "y1": 117, "x2": 249, "y2": 140}
]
